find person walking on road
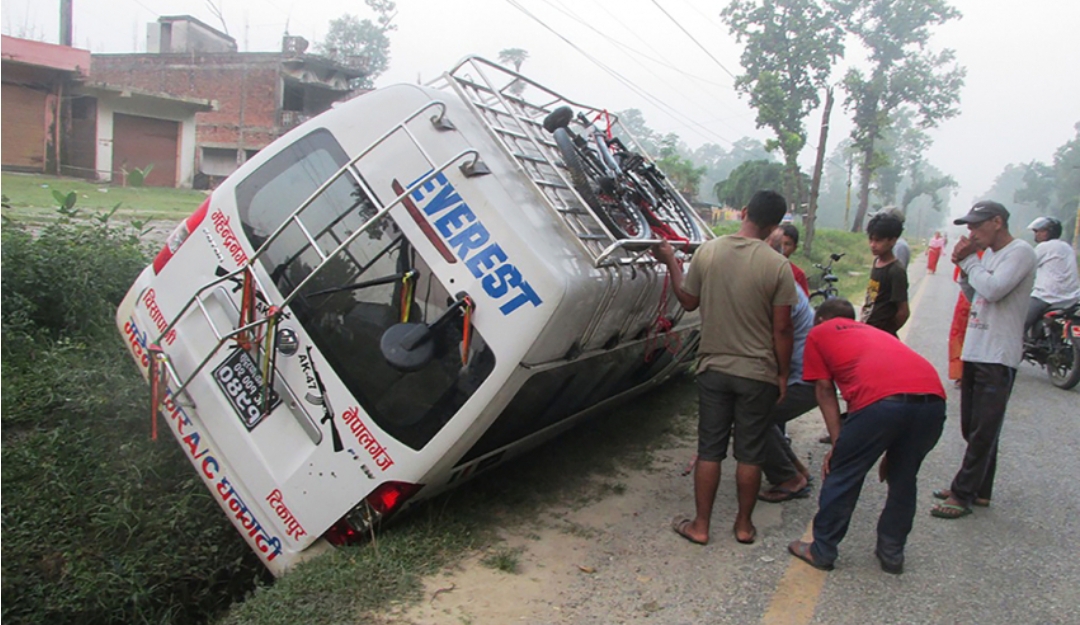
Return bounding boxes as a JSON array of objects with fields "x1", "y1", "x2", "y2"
[
  {"x1": 786, "y1": 299, "x2": 946, "y2": 575},
  {"x1": 932, "y1": 201, "x2": 1037, "y2": 519},
  {"x1": 656, "y1": 190, "x2": 797, "y2": 546},
  {"x1": 927, "y1": 232, "x2": 946, "y2": 274}
]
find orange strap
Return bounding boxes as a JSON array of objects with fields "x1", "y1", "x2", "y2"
[
  {"x1": 237, "y1": 267, "x2": 258, "y2": 351},
  {"x1": 461, "y1": 296, "x2": 474, "y2": 365},
  {"x1": 148, "y1": 345, "x2": 167, "y2": 441}
]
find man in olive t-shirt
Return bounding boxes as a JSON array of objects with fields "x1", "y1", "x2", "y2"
[{"x1": 656, "y1": 190, "x2": 797, "y2": 546}]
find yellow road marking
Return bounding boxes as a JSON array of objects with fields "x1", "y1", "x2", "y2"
[
  {"x1": 760, "y1": 525, "x2": 827, "y2": 625},
  {"x1": 760, "y1": 272, "x2": 930, "y2": 624}
]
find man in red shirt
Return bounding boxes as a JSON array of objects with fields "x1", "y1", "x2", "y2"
[{"x1": 787, "y1": 299, "x2": 945, "y2": 575}]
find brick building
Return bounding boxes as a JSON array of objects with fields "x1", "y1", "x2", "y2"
[
  {"x1": 1, "y1": 34, "x2": 90, "y2": 173},
  {"x1": 2, "y1": 34, "x2": 210, "y2": 187},
  {"x1": 91, "y1": 15, "x2": 369, "y2": 187}
]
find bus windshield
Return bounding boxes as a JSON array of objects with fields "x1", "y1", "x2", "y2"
[{"x1": 234, "y1": 129, "x2": 495, "y2": 450}]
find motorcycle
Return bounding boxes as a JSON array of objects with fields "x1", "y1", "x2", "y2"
[{"x1": 1023, "y1": 303, "x2": 1080, "y2": 389}]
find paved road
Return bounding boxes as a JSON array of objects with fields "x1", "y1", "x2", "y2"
[
  {"x1": 786, "y1": 254, "x2": 1080, "y2": 625},
  {"x1": 395, "y1": 251, "x2": 1079, "y2": 625}
]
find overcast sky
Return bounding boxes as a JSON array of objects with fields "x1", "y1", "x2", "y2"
[{"x1": 4, "y1": 0, "x2": 1078, "y2": 217}]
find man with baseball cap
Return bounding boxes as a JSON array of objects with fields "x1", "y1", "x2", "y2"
[{"x1": 931, "y1": 201, "x2": 1036, "y2": 519}]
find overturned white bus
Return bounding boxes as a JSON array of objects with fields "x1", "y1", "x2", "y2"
[{"x1": 116, "y1": 56, "x2": 710, "y2": 575}]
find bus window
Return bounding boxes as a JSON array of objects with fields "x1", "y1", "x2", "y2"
[{"x1": 235, "y1": 129, "x2": 495, "y2": 450}]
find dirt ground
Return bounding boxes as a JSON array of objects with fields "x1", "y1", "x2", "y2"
[{"x1": 377, "y1": 410, "x2": 826, "y2": 625}]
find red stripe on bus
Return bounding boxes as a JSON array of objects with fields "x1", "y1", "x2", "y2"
[{"x1": 392, "y1": 179, "x2": 457, "y2": 264}]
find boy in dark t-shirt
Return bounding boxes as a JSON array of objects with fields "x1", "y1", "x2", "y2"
[{"x1": 860, "y1": 213, "x2": 909, "y2": 336}]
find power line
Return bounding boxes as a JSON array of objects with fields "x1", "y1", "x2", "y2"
[
  {"x1": 504, "y1": 0, "x2": 741, "y2": 149},
  {"x1": 645, "y1": 0, "x2": 851, "y2": 173},
  {"x1": 540, "y1": 0, "x2": 752, "y2": 140},
  {"x1": 510, "y1": 0, "x2": 852, "y2": 181},
  {"x1": 647, "y1": 0, "x2": 737, "y2": 80},
  {"x1": 551, "y1": 0, "x2": 732, "y2": 91}
]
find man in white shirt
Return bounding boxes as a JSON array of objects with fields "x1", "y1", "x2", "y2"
[
  {"x1": 931, "y1": 201, "x2": 1037, "y2": 519},
  {"x1": 1024, "y1": 216, "x2": 1080, "y2": 336}
]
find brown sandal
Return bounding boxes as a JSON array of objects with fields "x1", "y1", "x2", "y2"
[{"x1": 932, "y1": 489, "x2": 989, "y2": 507}]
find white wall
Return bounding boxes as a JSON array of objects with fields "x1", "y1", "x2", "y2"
[{"x1": 93, "y1": 95, "x2": 200, "y2": 187}]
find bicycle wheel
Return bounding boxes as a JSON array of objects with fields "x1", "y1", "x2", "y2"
[
  {"x1": 636, "y1": 165, "x2": 704, "y2": 242},
  {"x1": 1046, "y1": 325, "x2": 1080, "y2": 389},
  {"x1": 553, "y1": 128, "x2": 650, "y2": 240},
  {"x1": 543, "y1": 106, "x2": 574, "y2": 133}
]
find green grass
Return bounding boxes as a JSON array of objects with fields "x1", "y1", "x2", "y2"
[
  {"x1": 217, "y1": 374, "x2": 698, "y2": 625},
  {"x1": 3, "y1": 192, "x2": 885, "y2": 625},
  {"x1": 480, "y1": 547, "x2": 525, "y2": 574},
  {"x1": 1, "y1": 172, "x2": 206, "y2": 226}
]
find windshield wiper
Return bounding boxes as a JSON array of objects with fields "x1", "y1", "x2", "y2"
[{"x1": 305, "y1": 270, "x2": 416, "y2": 298}]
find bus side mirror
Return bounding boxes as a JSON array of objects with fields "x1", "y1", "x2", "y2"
[
  {"x1": 379, "y1": 295, "x2": 473, "y2": 373},
  {"x1": 380, "y1": 323, "x2": 434, "y2": 372}
]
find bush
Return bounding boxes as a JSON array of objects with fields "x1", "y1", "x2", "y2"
[{"x1": 1, "y1": 213, "x2": 268, "y2": 625}]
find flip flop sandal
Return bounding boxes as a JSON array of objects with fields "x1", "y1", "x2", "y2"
[
  {"x1": 671, "y1": 516, "x2": 707, "y2": 545},
  {"x1": 932, "y1": 489, "x2": 990, "y2": 507},
  {"x1": 787, "y1": 540, "x2": 833, "y2": 571},
  {"x1": 758, "y1": 485, "x2": 811, "y2": 503},
  {"x1": 930, "y1": 503, "x2": 973, "y2": 519}
]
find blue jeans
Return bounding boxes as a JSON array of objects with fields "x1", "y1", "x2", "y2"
[{"x1": 810, "y1": 397, "x2": 946, "y2": 567}]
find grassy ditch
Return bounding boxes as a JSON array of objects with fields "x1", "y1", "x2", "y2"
[
  {"x1": 1, "y1": 190, "x2": 699, "y2": 624},
  {"x1": 1, "y1": 210, "x2": 269, "y2": 625},
  {"x1": 3, "y1": 191, "x2": 874, "y2": 625},
  {"x1": 1, "y1": 172, "x2": 205, "y2": 227}
]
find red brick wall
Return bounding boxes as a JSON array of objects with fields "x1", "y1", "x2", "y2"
[{"x1": 91, "y1": 54, "x2": 281, "y2": 150}]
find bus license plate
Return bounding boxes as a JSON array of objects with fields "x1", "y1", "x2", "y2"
[{"x1": 213, "y1": 348, "x2": 281, "y2": 430}]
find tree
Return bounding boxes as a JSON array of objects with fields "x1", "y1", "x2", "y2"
[
  {"x1": 498, "y1": 48, "x2": 529, "y2": 96},
  {"x1": 830, "y1": 0, "x2": 966, "y2": 232},
  {"x1": 1015, "y1": 162, "x2": 1056, "y2": 211},
  {"x1": 714, "y1": 160, "x2": 788, "y2": 208},
  {"x1": 615, "y1": 108, "x2": 663, "y2": 156},
  {"x1": 873, "y1": 110, "x2": 931, "y2": 207},
  {"x1": 814, "y1": 138, "x2": 857, "y2": 229},
  {"x1": 318, "y1": 0, "x2": 397, "y2": 88},
  {"x1": 804, "y1": 86, "x2": 834, "y2": 255},
  {"x1": 720, "y1": 0, "x2": 844, "y2": 216},
  {"x1": 899, "y1": 164, "x2": 957, "y2": 238},
  {"x1": 1014, "y1": 122, "x2": 1080, "y2": 246}
]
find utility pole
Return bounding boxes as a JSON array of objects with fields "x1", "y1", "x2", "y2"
[
  {"x1": 844, "y1": 154, "x2": 853, "y2": 230},
  {"x1": 59, "y1": 0, "x2": 73, "y2": 46},
  {"x1": 805, "y1": 87, "x2": 834, "y2": 257}
]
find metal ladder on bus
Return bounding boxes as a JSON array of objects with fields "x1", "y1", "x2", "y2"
[
  {"x1": 149, "y1": 100, "x2": 489, "y2": 408},
  {"x1": 433, "y1": 56, "x2": 656, "y2": 268}
]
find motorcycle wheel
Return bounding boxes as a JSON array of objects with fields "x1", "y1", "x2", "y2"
[{"x1": 1045, "y1": 324, "x2": 1080, "y2": 390}]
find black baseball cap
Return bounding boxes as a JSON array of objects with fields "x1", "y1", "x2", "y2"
[{"x1": 954, "y1": 201, "x2": 1010, "y2": 225}]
